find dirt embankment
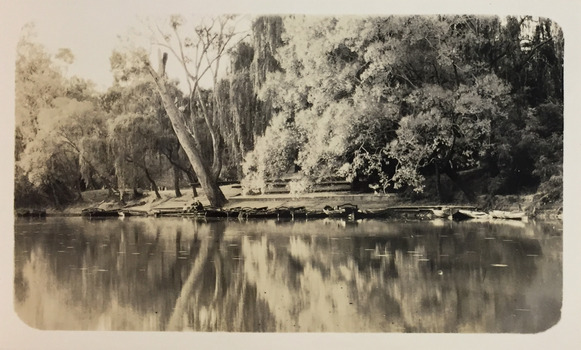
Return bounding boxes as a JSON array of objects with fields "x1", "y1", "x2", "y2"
[{"x1": 45, "y1": 185, "x2": 562, "y2": 220}]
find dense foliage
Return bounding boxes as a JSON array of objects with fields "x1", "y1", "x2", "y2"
[
  {"x1": 242, "y1": 16, "x2": 563, "y2": 202},
  {"x1": 14, "y1": 15, "x2": 563, "y2": 208}
]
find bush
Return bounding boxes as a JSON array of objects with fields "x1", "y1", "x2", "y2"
[{"x1": 241, "y1": 113, "x2": 298, "y2": 194}]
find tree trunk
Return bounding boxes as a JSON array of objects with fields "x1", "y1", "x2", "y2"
[
  {"x1": 173, "y1": 164, "x2": 182, "y2": 198},
  {"x1": 185, "y1": 169, "x2": 198, "y2": 198},
  {"x1": 50, "y1": 181, "x2": 60, "y2": 208},
  {"x1": 146, "y1": 59, "x2": 227, "y2": 207},
  {"x1": 443, "y1": 165, "x2": 476, "y2": 202},
  {"x1": 159, "y1": 144, "x2": 198, "y2": 198},
  {"x1": 435, "y1": 162, "x2": 442, "y2": 202},
  {"x1": 167, "y1": 222, "x2": 224, "y2": 331},
  {"x1": 143, "y1": 167, "x2": 162, "y2": 199},
  {"x1": 84, "y1": 157, "x2": 118, "y2": 195},
  {"x1": 63, "y1": 139, "x2": 118, "y2": 195}
]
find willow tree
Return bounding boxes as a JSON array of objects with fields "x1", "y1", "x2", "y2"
[
  {"x1": 144, "y1": 15, "x2": 245, "y2": 207},
  {"x1": 108, "y1": 113, "x2": 165, "y2": 200},
  {"x1": 18, "y1": 97, "x2": 114, "y2": 206},
  {"x1": 217, "y1": 16, "x2": 284, "y2": 178}
]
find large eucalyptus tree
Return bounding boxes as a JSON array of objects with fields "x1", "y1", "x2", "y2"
[{"x1": 143, "y1": 15, "x2": 247, "y2": 207}]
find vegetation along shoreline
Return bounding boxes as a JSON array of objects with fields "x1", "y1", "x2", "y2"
[{"x1": 15, "y1": 15, "x2": 562, "y2": 222}]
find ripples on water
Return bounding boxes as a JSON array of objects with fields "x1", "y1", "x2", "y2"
[{"x1": 14, "y1": 217, "x2": 562, "y2": 332}]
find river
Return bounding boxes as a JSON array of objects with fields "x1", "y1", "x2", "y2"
[{"x1": 14, "y1": 217, "x2": 562, "y2": 332}]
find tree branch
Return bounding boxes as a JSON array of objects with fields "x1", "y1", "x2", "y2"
[{"x1": 515, "y1": 37, "x2": 554, "y2": 72}]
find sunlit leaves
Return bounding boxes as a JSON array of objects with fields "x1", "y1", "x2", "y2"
[
  {"x1": 109, "y1": 49, "x2": 151, "y2": 84},
  {"x1": 15, "y1": 29, "x2": 66, "y2": 143},
  {"x1": 241, "y1": 113, "x2": 299, "y2": 193},
  {"x1": 386, "y1": 109, "x2": 453, "y2": 191},
  {"x1": 387, "y1": 74, "x2": 509, "y2": 192},
  {"x1": 18, "y1": 97, "x2": 110, "y2": 197},
  {"x1": 243, "y1": 15, "x2": 535, "y2": 196}
]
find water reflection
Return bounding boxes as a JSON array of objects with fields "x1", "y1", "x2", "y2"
[{"x1": 14, "y1": 217, "x2": 562, "y2": 332}]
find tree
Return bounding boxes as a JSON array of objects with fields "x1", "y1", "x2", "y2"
[
  {"x1": 15, "y1": 25, "x2": 66, "y2": 158},
  {"x1": 15, "y1": 27, "x2": 68, "y2": 206},
  {"x1": 18, "y1": 97, "x2": 114, "y2": 206},
  {"x1": 220, "y1": 17, "x2": 284, "y2": 178},
  {"x1": 106, "y1": 49, "x2": 204, "y2": 199},
  {"x1": 385, "y1": 76, "x2": 511, "y2": 200},
  {"x1": 495, "y1": 18, "x2": 563, "y2": 197},
  {"x1": 154, "y1": 110, "x2": 201, "y2": 198},
  {"x1": 143, "y1": 15, "x2": 247, "y2": 207},
  {"x1": 241, "y1": 111, "x2": 300, "y2": 194},
  {"x1": 243, "y1": 16, "x2": 408, "y2": 194},
  {"x1": 15, "y1": 28, "x2": 117, "y2": 207},
  {"x1": 108, "y1": 113, "x2": 164, "y2": 199},
  {"x1": 243, "y1": 15, "x2": 561, "y2": 202}
]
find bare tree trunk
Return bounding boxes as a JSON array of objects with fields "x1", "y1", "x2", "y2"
[
  {"x1": 146, "y1": 58, "x2": 227, "y2": 207},
  {"x1": 173, "y1": 164, "x2": 182, "y2": 198},
  {"x1": 159, "y1": 145, "x2": 198, "y2": 197},
  {"x1": 185, "y1": 169, "x2": 198, "y2": 198},
  {"x1": 143, "y1": 167, "x2": 162, "y2": 199}
]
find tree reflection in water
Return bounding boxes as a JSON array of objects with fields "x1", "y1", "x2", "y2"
[{"x1": 14, "y1": 217, "x2": 562, "y2": 332}]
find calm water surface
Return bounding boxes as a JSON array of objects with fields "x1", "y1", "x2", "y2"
[{"x1": 14, "y1": 217, "x2": 562, "y2": 332}]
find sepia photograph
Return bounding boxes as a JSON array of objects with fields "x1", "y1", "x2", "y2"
[{"x1": 2, "y1": 0, "x2": 580, "y2": 348}]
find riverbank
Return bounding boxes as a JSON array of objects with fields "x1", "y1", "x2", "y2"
[
  {"x1": 46, "y1": 186, "x2": 408, "y2": 215},
  {"x1": 38, "y1": 185, "x2": 562, "y2": 220}
]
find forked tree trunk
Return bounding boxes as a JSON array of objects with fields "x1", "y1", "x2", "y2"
[
  {"x1": 146, "y1": 56, "x2": 227, "y2": 207},
  {"x1": 143, "y1": 167, "x2": 162, "y2": 200},
  {"x1": 160, "y1": 146, "x2": 198, "y2": 198}
]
